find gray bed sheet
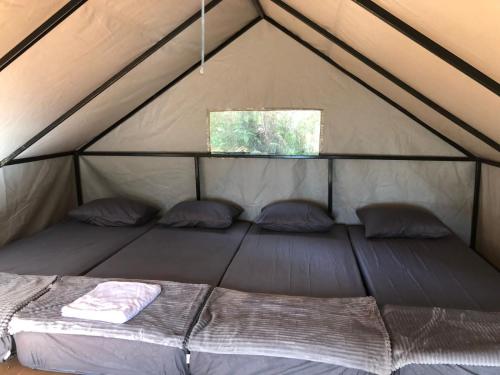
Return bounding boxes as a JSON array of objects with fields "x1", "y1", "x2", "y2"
[
  {"x1": 348, "y1": 225, "x2": 500, "y2": 311},
  {"x1": 192, "y1": 224, "x2": 368, "y2": 375},
  {"x1": 397, "y1": 364, "x2": 499, "y2": 375},
  {"x1": 15, "y1": 332, "x2": 187, "y2": 375},
  {"x1": 190, "y1": 352, "x2": 373, "y2": 375},
  {"x1": 220, "y1": 224, "x2": 367, "y2": 298},
  {"x1": 87, "y1": 221, "x2": 250, "y2": 285},
  {"x1": 0, "y1": 219, "x2": 154, "y2": 276}
]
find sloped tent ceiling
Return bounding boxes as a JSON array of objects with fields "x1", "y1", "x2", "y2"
[
  {"x1": 0, "y1": 0, "x2": 497, "y2": 162},
  {"x1": 260, "y1": 0, "x2": 500, "y2": 161},
  {"x1": 88, "y1": 21, "x2": 460, "y2": 157},
  {"x1": 0, "y1": 0, "x2": 215, "y2": 160},
  {"x1": 0, "y1": 0, "x2": 67, "y2": 58}
]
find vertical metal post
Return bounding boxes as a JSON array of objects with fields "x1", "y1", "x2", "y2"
[
  {"x1": 73, "y1": 152, "x2": 83, "y2": 206},
  {"x1": 195, "y1": 156, "x2": 201, "y2": 200},
  {"x1": 470, "y1": 160, "x2": 482, "y2": 249},
  {"x1": 328, "y1": 159, "x2": 333, "y2": 214}
]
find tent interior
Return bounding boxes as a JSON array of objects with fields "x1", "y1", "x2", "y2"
[{"x1": 0, "y1": 1, "x2": 499, "y2": 374}]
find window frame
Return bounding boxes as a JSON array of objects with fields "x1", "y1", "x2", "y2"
[{"x1": 207, "y1": 108, "x2": 323, "y2": 156}]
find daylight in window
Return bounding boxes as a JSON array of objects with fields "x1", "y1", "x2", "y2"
[{"x1": 209, "y1": 110, "x2": 321, "y2": 155}]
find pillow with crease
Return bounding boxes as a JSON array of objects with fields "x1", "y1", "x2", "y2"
[
  {"x1": 159, "y1": 200, "x2": 242, "y2": 229},
  {"x1": 356, "y1": 203, "x2": 450, "y2": 239},
  {"x1": 68, "y1": 198, "x2": 158, "y2": 227},
  {"x1": 255, "y1": 201, "x2": 334, "y2": 232}
]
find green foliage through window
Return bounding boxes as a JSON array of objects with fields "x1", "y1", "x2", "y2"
[{"x1": 209, "y1": 110, "x2": 321, "y2": 155}]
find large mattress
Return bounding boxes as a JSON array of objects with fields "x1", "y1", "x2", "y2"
[
  {"x1": 0, "y1": 219, "x2": 154, "y2": 276},
  {"x1": 86, "y1": 221, "x2": 250, "y2": 285},
  {"x1": 191, "y1": 224, "x2": 369, "y2": 375},
  {"x1": 220, "y1": 224, "x2": 367, "y2": 297},
  {"x1": 348, "y1": 225, "x2": 500, "y2": 311}
]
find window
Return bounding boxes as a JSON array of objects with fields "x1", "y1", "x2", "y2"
[{"x1": 209, "y1": 110, "x2": 321, "y2": 155}]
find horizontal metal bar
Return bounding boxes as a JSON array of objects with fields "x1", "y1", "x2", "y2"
[
  {"x1": 265, "y1": 16, "x2": 474, "y2": 158},
  {"x1": 0, "y1": 0, "x2": 225, "y2": 168},
  {"x1": 0, "y1": 0, "x2": 87, "y2": 72},
  {"x1": 80, "y1": 151, "x2": 473, "y2": 162},
  {"x1": 79, "y1": 16, "x2": 262, "y2": 152},
  {"x1": 269, "y1": 0, "x2": 499, "y2": 152},
  {"x1": 480, "y1": 158, "x2": 500, "y2": 168},
  {"x1": 353, "y1": 0, "x2": 500, "y2": 96},
  {"x1": 5, "y1": 151, "x2": 73, "y2": 166}
]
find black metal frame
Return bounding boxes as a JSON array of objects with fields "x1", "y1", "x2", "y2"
[
  {"x1": 0, "y1": 0, "x2": 87, "y2": 72},
  {"x1": 4, "y1": 151, "x2": 73, "y2": 166},
  {"x1": 352, "y1": 0, "x2": 500, "y2": 96},
  {"x1": 0, "y1": 0, "x2": 225, "y2": 168},
  {"x1": 251, "y1": 0, "x2": 265, "y2": 19},
  {"x1": 470, "y1": 161, "x2": 482, "y2": 249},
  {"x1": 265, "y1": 17, "x2": 473, "y2": 158},
  {"x1": 268, "y1": 0, "x2": 499, "y2": 152},
  {"x1": 80, "y1": 151, "x2": 475, "y2": 229},
  {"x1": 79, "y1": 17, "x2": 262, "y2": 152},
  {"x1": 73, "y1": 152, "x2": 83, "y2": 206}
]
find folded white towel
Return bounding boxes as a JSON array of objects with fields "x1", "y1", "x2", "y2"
[{"x1": 61, "y1": 281, "x2": 161, "y2": 324}]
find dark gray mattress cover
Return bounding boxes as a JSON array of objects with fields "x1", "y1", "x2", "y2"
[
  {"x1": 15, "y1": 332, "x2": 187, "y2": 375},
  {"x1": 398, "y1": 364, "x2": 499, "y2": 375},
  {"x1": 221, "y1": 224, "x2": 366, "y2": 298},
  {"x1": 348, "y1": 225, "x2": 500, "y2": 311},
  {"x1": 190, "y1": 352, "x2": 373, "y2": 375},
  {"x1": 0, "y1": 219, "x2": 154, "y2": 276},
  {"x1": 87, "y1": 221, "x2": 250, "y2": 285},
  {"x1": 192, "y1": 225, "x2": 367, "y2": 375}
]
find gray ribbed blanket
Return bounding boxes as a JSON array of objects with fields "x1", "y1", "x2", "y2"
[
  {"x1": 9, "y1": 276, "x2": 210, "y2": 349},
  {"x1": 187, "y1": 288, "x2": 392, "y2": 375},
  {"x1": 0, "y1": 272, "x2": 56, "y2": 361},
  {"x1": 383, "y1": 305, "x2": 500, "y2": 371}
]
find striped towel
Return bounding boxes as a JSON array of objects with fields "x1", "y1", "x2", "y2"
[
  {"x1": 382, "y1": 305, "x2": 500, "y2": 371},
  {"x1": 0, "y1": 272, "x2": 56, "y2": 361},
  {"x1": 9, "y1": 276, "x2": 210, "y2": 349},
  {"x1": 187, "y1": 288, "x2": 392, "y2": 375}
]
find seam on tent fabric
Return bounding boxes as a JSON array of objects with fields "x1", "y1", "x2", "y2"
[
  {"x1": 0, "y1": 0, "x2": 226, "y2": 168},
  {"x1": 78, "y1": 17, "x2": 263, "y2": 152},
  {"x1": 0, "y1": 0, "x2": 87, "y2": 72},
  {"x1": 251, "y1": 0, "x2": 265, "y2": 18},
  {"x1": 269, "y1": 0, "x2": 499, "y2": 153},
  {"x1": 353, "y1": 0, "x2": 500, "y2": 96},
  {"x1": 265, "y1": 16, "x2": 474, "y2": 158}
]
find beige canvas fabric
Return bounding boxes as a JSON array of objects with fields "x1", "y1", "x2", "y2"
[
  {"x1": 0, "y1": 0, "x2": 66, "y2": 58},
  {"x1": 90, "y1": 22, "x2": 460, "y2": 157},
  {"x1": 477, "y1": 164, "x2": 500, "y2": 268},
  {"x1": 0, "y1": 157, "x2": 76, "y2": 246}
]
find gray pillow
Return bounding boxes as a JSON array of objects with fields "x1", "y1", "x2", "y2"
[
  {"x1": 356, "y1": 203, "x2": 450, "y2": 239},
  {"x1": 68, "y1": 198, "x2": 158, "y2": 227},
  {"x1": 159, "y1": 200, "x2": 242, "y2": 229},
  {"x1": 255, "y1": 201, "x2": 334, "y2": 232}
]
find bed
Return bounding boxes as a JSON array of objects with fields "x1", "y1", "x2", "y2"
[
  {"x1": 348, "y1": 225, "x2": 500, "y2": 311},
  {"x1": 348, "y1": 224, "x2": 500, "y2": 375},
  {"x1": 0, "y1": 218, "x2": 155, "y2": 276},
  {"x1": 14, "y1": 221, "x2": 250, "y2": 375},
  {"x1": 11, "y1": 276, "x2": 210, "y2": 375},
  {"x1": 86, "y1": 221, "x2": 251, "y2": 284},
  {"x1": 190, "y1": 223, "x2": 371, "y2": 375}
]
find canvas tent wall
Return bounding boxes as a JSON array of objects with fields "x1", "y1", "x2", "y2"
[{"x1": 0, "y1": 1, "x2": 498, "y2": 267}]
